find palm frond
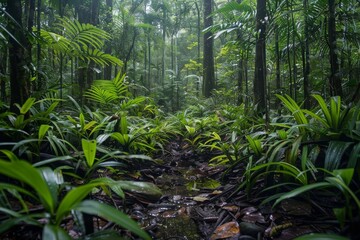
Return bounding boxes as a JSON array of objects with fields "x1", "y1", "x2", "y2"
[{"x1": 56, "y1": 17, "x2": 109, "y2": 50}]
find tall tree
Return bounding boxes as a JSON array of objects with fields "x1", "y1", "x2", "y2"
[
  {"x1": 328, "y1": 0, "x2": 342, "y2": 97},
  {"x1": 104, "y1": 0, "x2": 113, "y2": 80},
  {"x1": 203, "y1": 0, "x2": 215, "y2": 97},
  {"x1": 302, "y1": 0, "x2": 310, "y2": 108},
  {"x1": 7, "y1": 0, "x2": 31, "y2": 112},
  {"x1": 253, "y1": 0, "x2": 266, "y2": 112}
]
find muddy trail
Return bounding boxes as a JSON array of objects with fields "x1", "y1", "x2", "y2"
[
  {"x1": 0, "y1": 139, "x2": 343, "y2": 240},
  {"x1": 121, "y1": 139, "x2": 341, "y2": 240}
]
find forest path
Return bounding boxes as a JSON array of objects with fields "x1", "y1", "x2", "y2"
[{"x1": 126, "y1": 139, "x2": 339, "y2": 240}]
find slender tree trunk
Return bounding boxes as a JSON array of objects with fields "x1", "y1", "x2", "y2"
[
  {"x1": 7, "y1": 0, "x2": 31, "y2": 112},
  {"x1": 86, "y1": 0, "x2": 100, "y2": 87},
  {"x1": 147, "y1": 33, "x2": 151, "y2": 91},
  {"x1": 0, "y1": 49, "x2": 7, "y2": 101},
  {"x1": 254, "y1": 0, "x2": 267, "y2": 113},
  {"x1": 328, "y1": 0, "x2": 342, "y2": 97},
  {"x1": 291, "y1": 0, "x2": 297, "y2": 101},
  {"x1": 275, "y1": 24, "x2": 281, "y2": 113},
  {"x1": 286, "y1": 0, "x2": 293, "y2": 98},
  {"x1": 203, "y1": 0, "x2": 215, "y2": 97},
  {"x1": 303, "y1": 0, "x2": 310, "y2": 108},
  {"x1": 195, "y1": 2, "x2": 201, "y2": 96},
  {"x1": 36, "y1": 0, "x2": 42, "y2": 91},
  {"x1": 162, "y1": 6, "x2": 166, "y2": 89},
  {"x1": 104, "y1": 0, "x2": 113, "y2": 80}
]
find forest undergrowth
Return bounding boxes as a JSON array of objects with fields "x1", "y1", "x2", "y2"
[{"x1": 0, "y1": 81, "x2": 359, "y2": 240}]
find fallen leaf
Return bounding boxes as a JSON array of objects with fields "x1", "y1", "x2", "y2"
[
  {"x1": 193, "y1": 196, "x2": 209, "y2": 202},
  {"x1": 210, "y1": 221, "x2": 240, "y2": 240}
]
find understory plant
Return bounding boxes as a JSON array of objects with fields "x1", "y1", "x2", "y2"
[
  {"x1": 238, "y1": 95, "x2": 360, "y2": 236},
  {"x1": 0, "y1": 154, "x2": 150, "y2": 239}
]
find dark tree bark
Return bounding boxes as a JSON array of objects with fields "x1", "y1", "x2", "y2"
[
  {"x1": 254, "y1": 0, "x2": 266, "y2": 112},
  {"x1": 203, "y1": 0, "x2": 215, "y2": 98},
  {"x1": 0, "y1": 49, "x2": 7, "y2": 102},
  {"x1": 328, "y1": 0, "x2": 342, "y2": 97},
  {"x1": 104, "y1": 0, "x2": 113, "y2": 80},
  {"x1": 7, "y1": 0, "x2": 31, "y2": 112}
]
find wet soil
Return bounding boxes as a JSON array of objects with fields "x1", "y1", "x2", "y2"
[
  {"x1": 129, "y1": 140, "x2": 344, "y2": 240},
  {"x1": 1, "y1": 139, "x2": 352, "y2": 240}
]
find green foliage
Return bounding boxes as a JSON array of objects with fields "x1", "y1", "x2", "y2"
[
  {"x1": 0, "y1": 157, "x2": 150, "y2": 239},
  {"x1": 39, "y1": 17, "x2": 123, "y2": 67},
  {"x1": 84, "y1": 72, "x2": 128, "y2": 105}
]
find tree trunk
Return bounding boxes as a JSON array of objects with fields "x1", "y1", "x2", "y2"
[
  {"x1": 36, "y1": 0, "x2": 43, "y2": 91},
  {"x1": 0, "y1": 49, "x2": 7, "y2": 102},
  {"x1": 328, "y1": 0, "x2": 342, "y2": 97},
  {"x1": 7, "y1": 0, "x2": 31, "y2": 112},
  {"x1": 303, "y1": 0, "x2": 310, "y2": 109},
  {"x1": 104, "y1": 0, "x2": 113, "y2": 80},
  {"x1": 161, "y1": 6, "x2": 166, "y2": 89},
  {"x1": 203, "y1": 0, "x2": 215, "y2": 98},
  {"x1": 275, "y1": 24, "x2": 281, "y2": 113},
  {"x1": 286, "y1": 0, "x2": 293, "y2": 99},
  {"x1": 254, "y1": 0, "x2": 267, "y2": 113}
]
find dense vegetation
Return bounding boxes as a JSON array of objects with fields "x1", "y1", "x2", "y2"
[{"x1": 0, "y1": 0, "x2": 359, "y2": 239}]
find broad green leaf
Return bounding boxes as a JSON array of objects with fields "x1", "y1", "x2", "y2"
[
  {"x1": 39, "y1": 168, "x2": 62, "y2": 208},
  {"x1": 332, "y1": 168, "x2": 354, "y2": 186},
  {"x1": 288, "y1": 136, "x2": 302, "y2": 165},
  {"x1": 84, "y1": 121, "x2": 97, "y2": 132},
  {"x1": 313, "y1": 94, "x2": 332, "y2": 127},
  {"x1": 79, "y1": 113, "x2": 86, "y2": 129},
  {"x1": 43, "y1": 224, "x2": 72, "y2": 240},
  {"x1": 14, "y1": 115, "x2": 24, "y2": 129},
  {"x1": 117, "y1": 180, "x2": 162, "y2": 202},
  {"x1": 91, "y1": 178, "x2": 125, "y2": 199},
  {"x1": 74, "y1": 200, "x2": 151, "y2": 240},
  {"x1": 0, "y1": 160, "x2": 55, "y2": 214},
  {"x1": 33, "y1": 155, "x2": 74, "y2": 167},
  {"x1": 110, "y1": 132, "x2": 130, "y2": 146},
  {"x1": 39, "y1": 124, "x2": 51, "y2": 140},
  {"x1": 55, "y1": 183, "x2": 99, "y2": 224},
  {"x1": 82, "y1": 139, "x2": 97, "y2": 167},
  {"x1": 19, "y1": 98, "x2": 36, "y2": 115},
  {"x1": 0, "y1": 150, "x2": 19, "y2": 161},
  {"x1": 325, "y1": 176, "x2": 360, "y2": 208},
  {"x1": 273, "y1": 182, "x2": 330, "y2": 207}
]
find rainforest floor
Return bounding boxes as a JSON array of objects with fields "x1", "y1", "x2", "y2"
[
  {"x1": 121, "y1": 138, "x2": 345, "y2": 240},
  {"x1": 1, "y1": 138, "x2": 353, "y2": 240}
]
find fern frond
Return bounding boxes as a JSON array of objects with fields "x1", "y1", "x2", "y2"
[
  {"x1": 84, "y1": 86, "x2": 119, "y2": 104},
  {"x1": 82, "y1": 47, "x2": 123, "y2": 66},
  {"x1": 57, "y1": 17, "x2": 110, "y2": 50},
  {"x1": 85, "y1": 73, "x2": 129, "y2": 105}
]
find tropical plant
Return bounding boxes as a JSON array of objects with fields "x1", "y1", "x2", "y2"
[
  {"x1": 0, "y1": 156, "x2": 151, "y2": 240},
  {"x1": 39, "y1": 17, "x2": 123, "y2": 67}
]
